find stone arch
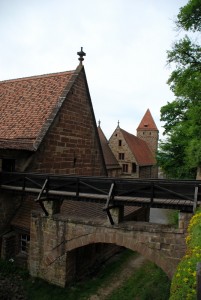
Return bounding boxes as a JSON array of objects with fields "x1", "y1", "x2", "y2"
[{"x1": 45, "y1": 230, "x2": 175, "y2": 278}]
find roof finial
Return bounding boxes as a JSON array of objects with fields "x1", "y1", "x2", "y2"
[
  {"x1": 98, "y1": 120, "x2": 101, "y2": 127},
  {"x1": 117, "y1": 120, "x2": 120, "y2": 127},
  {"x1": 77, "y1": 47, "x2": 86, "y2": 64}
]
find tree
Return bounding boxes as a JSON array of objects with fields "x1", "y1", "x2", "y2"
[{"x1": 158, "y1": 0, "x2": 201, "y2": 179}]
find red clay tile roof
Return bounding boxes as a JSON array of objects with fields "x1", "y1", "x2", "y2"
[
  {"x1": 97, "y1": 125, "x2": 121, "y2": 170},
  {"x1": 0, "y1": 69, "x2": 78, "y2": 150},
  {"x1": 121, "y1": 128, "x2": 155, "y2": 166},
  {"x1": 137, "y1": 109, "x2": 158, "y2": 131}
]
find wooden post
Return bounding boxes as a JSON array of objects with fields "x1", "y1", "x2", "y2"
[{"x1": 108, "y1": 205, "x2": 124, "y2": 224}]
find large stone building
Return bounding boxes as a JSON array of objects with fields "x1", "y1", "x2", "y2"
[
  {"x1": 0, "y1": 51, "x2": 148, "y2": 284},
  {"x1": 0, "y1": 51, "x2": 109, "y2": 265},
  {"x1": 108, "y1": 109, "x2": 159, "y2": 178}
]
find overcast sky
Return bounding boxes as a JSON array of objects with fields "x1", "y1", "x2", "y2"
[{"x1": 0, "y1": 0, "x2": 187, "y2": 139}]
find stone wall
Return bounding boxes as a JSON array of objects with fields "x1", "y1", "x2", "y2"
[
  {"x1": 0, "y1": 192, "x2": 21, "y2": 235},
  {"x1": 137, "y1": 129, "x2": 158, "y2": 155},
  {"x1": 29, "y1": 210, "x2": 187, "y2": 287},
  {"x1": 109, "y1": 128, "x2": 139, "y2": 178},
  {"x1": 28, "y1": 68, "x2": 106, "y2": 177},
  {"x1": 109, "y1": 127, "x2": 157, "y2": 178}
]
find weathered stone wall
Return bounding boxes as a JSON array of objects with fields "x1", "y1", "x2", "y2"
[
  {"x1": 109, "y1": 127, "x2": 157, "y2": 178},
  {"x1": 109, "y1": 128, "x2": 139, "y2": 178},
  {"x1": 28, "y1": 69, "x2": 106, "y2": 177},
  {"x1": 137, "y1": 130, "x2": 158, "y2": 155},
  {"x1": 0, "y1": 192, "x2": 21, "y2": 235},
  {"x1": 29, "y1": 210, "x2": 187, "y2": 287}
]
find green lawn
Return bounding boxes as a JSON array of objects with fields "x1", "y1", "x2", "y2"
[{"x1": 0, "y1": 250, "x2": 170, "y2": 300}]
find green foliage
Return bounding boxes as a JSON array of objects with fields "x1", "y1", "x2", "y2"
[
  {"x1": 170, "y1": 210, "x2": 201, "y2": 299},
  {"x1": 0, "y1": 251, "x2": 170, "y2": 300},
  {"x1": 167, "y1": 210, "x2": 179, "y2": 227},
  {"x1": 177, "y1": 0, "x2": 201, "y2": 31},
  {"x1": 0, "y1": 258, "x2": 28, "y2": 278},
  {"x1": 24, "y1": 250, "x2": 135, "y2": 300},
  {"x1": 106, "y1": 262, "x2": 170, "y2": 300},
  {"x1": 158, "y1": 0, "x2": 201, "y2": 179}
]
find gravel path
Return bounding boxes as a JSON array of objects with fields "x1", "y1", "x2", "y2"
[{"x1": 88, "y1": 254, "x2": 147, "y2": 300}]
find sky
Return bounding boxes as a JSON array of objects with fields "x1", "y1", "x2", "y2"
[{"x1": 0, "y1": 0, "x2": 188, "y2": 139}]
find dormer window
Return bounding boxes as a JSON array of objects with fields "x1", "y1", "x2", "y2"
[{"x1": 144, "y1": 123, "x2": 148, "y2": 127}]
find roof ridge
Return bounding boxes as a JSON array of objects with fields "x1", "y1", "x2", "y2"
[{"x1": 0, "y1": 70, "x2": 75, "y2": 83}]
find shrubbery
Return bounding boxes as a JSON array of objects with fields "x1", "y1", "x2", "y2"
[{"x1": 170, "y1": 210, "x2": 201, "y2": 299}]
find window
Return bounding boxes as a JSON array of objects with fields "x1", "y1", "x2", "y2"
[
  {"x1": 1, "y1": 159, "x2": 15, "y2": 172},
  {"x1": 20, "y1": 234, "x2": 30, "y2": 253},
  {"x1": 119, "y1": 153, "x2": 124, "y2": 160},
  {"x1": 122, "y1": 164, "x2": 128, "y2": 173},
  {"x1": 118, "y1": 140, "x2": 122, "y2": 146},
  {"x1": 132, "y1": 163, "x2": 137, "y2": 173}
]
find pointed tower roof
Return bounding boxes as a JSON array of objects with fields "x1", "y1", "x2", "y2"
[{"x1": 137, "y1": 109, "x2": 158, "y2": 131}]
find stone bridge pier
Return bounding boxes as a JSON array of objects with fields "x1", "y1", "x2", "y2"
[{"x1": 29, "y1": 209, "x2": 188, "y2": 287}]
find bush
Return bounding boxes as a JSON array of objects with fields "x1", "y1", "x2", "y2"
[{"x1": 170, "y1": 210, "x2": 201, "y2": 299}]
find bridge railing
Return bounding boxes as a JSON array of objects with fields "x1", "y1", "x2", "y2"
[{"x1": 0, "y1": 172, "x2": 201, "y2": 214}]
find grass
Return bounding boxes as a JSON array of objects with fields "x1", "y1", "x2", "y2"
[
  {"x1": 0, "y1": 250, "x2": 170, "y2": 300},
  {"x1": 23, "y1": 250, "x2": 135, "y2": 300},
  {"x1": 106, "y1": 261, "x2": 170, "y2": 300},
  {"x1": 167, "y1": 210, "x2": 179, "y2": 227}
]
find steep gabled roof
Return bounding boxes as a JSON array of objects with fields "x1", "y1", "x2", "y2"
[
  {"x1": 97, "y1": 125, "x2": 120, "y2": 169},
  {"x1": 137, "y1": 109, "x2": 158, "y2": 131},
  {"x1": 0, "y1": 66, "x2": 83, "y2": 151},
  {"x1": 121, "y1": 128, "x2": 155, "y2": 166}
]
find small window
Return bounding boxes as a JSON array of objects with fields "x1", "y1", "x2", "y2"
[
  {"x1": 118, "y1": 140, "x2": 122, "y2": 146},
  {"x1": 1, "y1": 159, "x2": 15, "y2": 172},
  {"x1": 132, "y1": 163, "x2": 137, "y2": 173},
  {"x1": 20, "y1": 234, "x2": 30, "y2": 253},
  {"x1": 119, "y1": 153, "x2": 124, "y2": 160},
  {"x1": 122, "y1": 164, "x2": 128, "y2": 173}
]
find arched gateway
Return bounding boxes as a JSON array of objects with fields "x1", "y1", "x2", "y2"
[{"x1": 29, "y1": 209, "x2": 188, "y2": 287}]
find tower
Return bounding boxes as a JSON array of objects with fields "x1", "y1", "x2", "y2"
[{"x1": 137, "y1": 109, "x2": 159, "y2": 155}]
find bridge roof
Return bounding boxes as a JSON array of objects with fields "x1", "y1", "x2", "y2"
[{"x1": 0, "y1": 67, "x2": 81, "y2": 151}]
